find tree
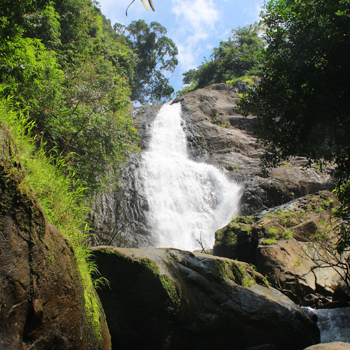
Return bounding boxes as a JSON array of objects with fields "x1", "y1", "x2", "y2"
[
  {"x1": 240, "y1": 0, "x2": 350, "y2": 251},
  {"x1": 0, "y1": 0, "x2": 139, "y2": 193},
  {"x1": 181, "y1": 23, "x2": 264, "y2": 91},
  {"x1": 119, "y1": 20, "x2": 178, "y2": 104}
]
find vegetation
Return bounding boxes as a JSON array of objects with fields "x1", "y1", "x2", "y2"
[
  {"x1": 115, "y1": 20, "x2": 178, "y2": 104},
  {"x1": 0, "y1": 0, "x2": 177, "y2": 336},
  {"x1": 216, "y1": 259, "x2": 268, "y2": 288},
  {"x1": 239, "y1": 0, "x2": 350, "y2": 252},
  {"x1": 0, "y1": 0, "x2": 140, "y2": 192},
  {"x1": 0, "y1": 1, "x2": 178, "y2": 191},
  {"x1": 177, "y1": 23, "x2": 264, "y2": 96},
  {"x1": 0, "y1": 98, "x2": 103, "y2": 337}
]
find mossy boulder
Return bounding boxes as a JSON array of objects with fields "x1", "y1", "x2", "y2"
[
  {"x1": 214, "y1": 191, "x2": 345, "y2": 305},
  {"x1": 0, "y1": 123, "x2": 111, "y2": 349},
  {"x1": 92, "y1": 246, "x2": 319, "y2": 350}
]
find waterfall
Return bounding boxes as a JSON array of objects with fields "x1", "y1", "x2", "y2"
[{"x1": 140, "y1": 102, "x2": 241, "y2": 251}]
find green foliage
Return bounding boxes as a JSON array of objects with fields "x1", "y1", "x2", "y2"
[
  {"x1": 0, "y1": 98, "x2": 103, "y2": 338},
  {"x1": 226, "y1": 75, "x2": 259, "y2": 87},
  {"x1": 263, "y1": 238, "x2": 276, "y2": 245},
  {"x1": 118, "y1": 20, "x2": 178, "y2": 104},
  {"x1": 282, "y1": 230, "x2": 293, "y2": 239},
  {"x1": 266, "y1": 227, "x2": 279, "y2": 236},
  {"x1": 179, "y1": 23, "x2": 264, "y2": 93},
  {"x1": 264, "y1": 226, "x2": 292, "y2": 242},
  {"x1": 240, "y1": 0, "x2": 350, "y2": 252},
  {"x1": 176, "y1": 83, "x2": 197, "y2": 97},
  {"x1": 0, "y1": 0, "x2": 139, "y2": 193}
]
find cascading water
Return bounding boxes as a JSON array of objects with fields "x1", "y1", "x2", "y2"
[{"x1": 140, "y1": 102, "x2": 241, "y2": 251}]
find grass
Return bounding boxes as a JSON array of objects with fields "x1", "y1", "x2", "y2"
[
  {"x1": 0, "y1": 98, "x2": 103, "y2": 339},
  {"x1": 263, "y1": 239, "x2": 276, "y2": 245}
]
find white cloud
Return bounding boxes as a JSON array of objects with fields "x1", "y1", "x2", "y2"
[
  {"x1": 177, "y1": 43, "x2": 197, "y2": 71},
  {"x1": 170, "y1": 0, "x2": 220, "y2": 71},
  {"x1": 172, "y1": 0, "x2": 219, "y2": 35}
]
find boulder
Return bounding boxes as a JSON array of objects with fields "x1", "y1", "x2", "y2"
[
  {"x1": 214, "y1": 191, "x2": 345, "y2": 305},
  {"x1": 0, "y1": 123, "x2": 111, "y2": 349},
  {"x1": 92, "y1": 246, "x2": 320, "y2": 350},
  {"x1": 304, "y1": 343, "x2": 350, "y2": 350}
]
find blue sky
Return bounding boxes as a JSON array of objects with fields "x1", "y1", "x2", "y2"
[{"x1": 97, "y1": 0, "x2": 264, "y2": 93}]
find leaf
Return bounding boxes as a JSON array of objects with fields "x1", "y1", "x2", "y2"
[
  {"x1": 141, "y1": 0, "x2": 149, "y2": 11},
  {"x1": 149, "y1": 0, "x2": 155, "y2": 11}
]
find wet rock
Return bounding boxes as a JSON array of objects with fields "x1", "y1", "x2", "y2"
[
  {"x1": 304, "y1": 343, "x2": 350, "y2": 350},
  {"x1": 180, "y1": 84, "x2": 334, "y2": 215},
  {"x1": 311, "y1": 307, "x2": 350, "y2": 343},
  {"x1": 92, "y1": 246, "x2": 320, "y2": 350},
  {"x1": 0, "y1": 123, "x2": 111, "y2": 349},
  {"x1": 89, "y1": 104, "x2": 161, "y2": 248},
  {"x1": 214, "y1": 191, "x2": 345, "y2": 304}
]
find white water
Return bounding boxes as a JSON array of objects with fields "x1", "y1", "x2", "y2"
[
  {"x1": 303, "y1": 306, "x2": 350, "y2": 343},
  {"x1": 140, "y1": 103, "x2": 241, "y2": 251}
]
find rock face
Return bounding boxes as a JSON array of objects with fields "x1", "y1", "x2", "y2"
[
  {"x1": 91, "y1": 84, "x2": 334, "y2": 247},
  {"x1": 90, "y1": 105, "x2": 162, "y2": 248},
  {"x1": 0, "y1": 123, "x2": 111, "y2": 349},
  {"x1": 177, "y1": 84, "x2": 334, "y2": 215},
  {"x1": 214, "y1": 191, "x2": 345, "y2": 306},
  {"x1": 92, "y1": 246, "x2": 320, "y2": 350}
]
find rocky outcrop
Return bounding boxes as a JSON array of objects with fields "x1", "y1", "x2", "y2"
[
  {"x1": 214, "y1": 191, "x2": 346, "y2": 306},
  {"x1": 90, "y1": 84, "x2": 334, "y2": 248},
  {"x1": 0, "y1": 123, "x2": 111, "y2": 349},
  {"x1": 92, "y1": 246, "x2": 320, "y2": 350},
  {"x1": 90, "y1": 105, "x2": 162, "y2": 248},
  {"x1": 176, "y1": 83, "x2": 334, "y2": 215}
]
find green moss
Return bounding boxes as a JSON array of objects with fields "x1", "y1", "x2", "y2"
[
  {"x1": 84, "y1": 288, "x2": 104, "y2": 342},
  {"x1": 226, "y1": 233, "x2": 238, "y2": 247},
  {"x1": 100, "y1": 247, "x2": 118, "y2": 255},
  {"x1": 159, "y1": 275, "x2": 181, "y2": 314},
  {"x1": 242, "y1": 226, "x2": 252, "y2": 233},
  {"x1": 216, "y1": 260, "x2": 260, "y2": 288},
  {"x1": 236, "y1": 264, "x2": 254, "y2": 287},
  {"x1": 216, "y1": 260, "x2": 232, "y2": 280},
  {"x1": 140, "y1": 258, "x2": 160, "y2": 275},
  {"x1": 232, "y1": 216, "x2": 255, "y2": 225}
]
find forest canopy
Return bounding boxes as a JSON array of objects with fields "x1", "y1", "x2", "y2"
[{"x1": 0, "y1": 0, "x2": 178, "y2": 192}]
